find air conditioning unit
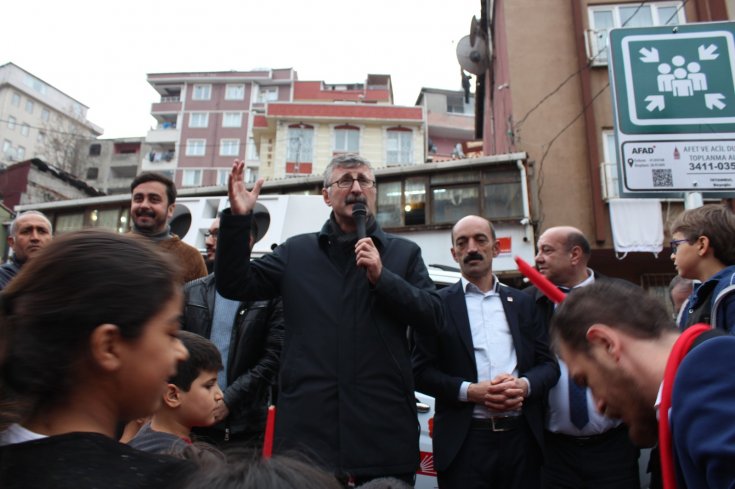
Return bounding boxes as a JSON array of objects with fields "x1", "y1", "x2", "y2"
[
  {"x1": 600, "y1": 161, "x2": 620, "y2": 201},
  {"x1": 585, "y1": 29, "x2": 609, "y2": 66}
]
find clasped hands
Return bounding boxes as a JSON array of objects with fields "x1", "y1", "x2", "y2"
[{"x1": 467, "y1": 373, "x2": 528, "y2": 412}]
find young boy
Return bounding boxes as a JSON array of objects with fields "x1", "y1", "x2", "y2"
[
  {"x1": 670, "y1": 204, "x2": 735, "y2": 332},
  {"x1": 129, "y1": 331, "x2": 224, "y2": 455}
]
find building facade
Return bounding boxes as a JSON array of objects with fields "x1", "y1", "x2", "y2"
[
  {"x1": 0, "y1": 63, "x2": 103, "y2": 175},
  {"x1": 477, "y1": 0, "x2": 733, "y2": 297},
  {"x1": 144, "y1": 68, "x2": 298, "y2": 187},
  {"x1": 416, "y1": 87, "x2": 476, "y2": 162}
]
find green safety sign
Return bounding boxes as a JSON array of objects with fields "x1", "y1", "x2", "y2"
[{"x1": 608, "y1": 22, "x2": 735, "y2": 195}]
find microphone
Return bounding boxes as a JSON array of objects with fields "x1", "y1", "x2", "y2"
[{"x1": 352, "y1": 202, "x2": 367, "y2": 239}]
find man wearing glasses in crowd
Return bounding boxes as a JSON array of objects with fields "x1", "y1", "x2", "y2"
[{"x1": 214, "y1": 154, "x2": 442, "y2": 487}]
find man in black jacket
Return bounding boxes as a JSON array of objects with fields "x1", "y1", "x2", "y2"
[
  {"x1": 413, "y1": 215, "x2": 559, "y2": 488},
  {"x1": 526, "y1": 226, "x2": 639, "y2": 489},
  {"x1": 183, "y1": 214, "x2": 284, "y2": 447},
  {"x1": 216, "y1": 154, "x2": 442, "y2": 486}
]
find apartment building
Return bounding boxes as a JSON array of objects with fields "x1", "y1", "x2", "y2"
[
  {"x1": 252, "y1": 74, "x2": 427, "y2": 181},
  {"x1": 144, "y1": 68, "x2": 297, "y2": 187},
  {"x1": 476, "y1": 0, "x2": 732, "y2": 294},
  {"x1": 0, "y1": 63, "x2": 103, "y2": 174},
  {"x1": 416, "y1": 87, "x2": 475, "y2": 162}
]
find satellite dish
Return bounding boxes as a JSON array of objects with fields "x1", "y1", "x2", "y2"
[{"x1": 456, "y1": 34, "x2": 488, "y2": 75}]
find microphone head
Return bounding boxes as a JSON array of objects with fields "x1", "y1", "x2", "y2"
[{"x1": 351, "y1": 202, "x2": 367, "y2": 218}]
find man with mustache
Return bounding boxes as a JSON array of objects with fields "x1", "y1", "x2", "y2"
[
  {"x1": 215, "y1": 154, "x2": 442, "y2": 486},
  {"x1": 413, "y1": 215, "x2": 559, "y2": 489},
  {"x1": 130, "y1": 172, "x2": 207, "y2": 284},
  {"x1": 0, "y1": 210, "x2": 53, "y2": 290}
]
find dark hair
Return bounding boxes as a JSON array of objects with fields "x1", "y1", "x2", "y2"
[
  {"x1": 183, "y1": 451, "x2": 342, "y2": 489},
  {"x1": 0, "y1": 229, "x2": 178, "y2": 417},
  {"x1": 170, "y1": 331, "x2": 223, "y2": 391},
  {"x1": 564, "y1": 230, "x2": 591, "y2": 257},
  {"x1": 670, "y1": 204, "x2": 735, "y2": 265},
  {"x1": 550, "y1": 281, "x2": 675, "y2": 353},
  {"x1": 131, "y1": 171, "x2": 177, "y2": 205}
]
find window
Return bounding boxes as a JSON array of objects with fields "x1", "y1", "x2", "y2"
[
  {"x1": 16, "y1": 146, "x2": 25, "y2": 160},
  {"x1": 11, "y1": 93, "x2": 20, "y2": 107},
  {"x1": 37, "y1": 132, "x2": 46, "y2": 144},
  {"x1": 334, "y1": 125, "x2": 360, "y2": 154},
  {"x1": 601, "y1": 130, "x2": 620, "y2": 199},
  {"x1": 432, "y1": 186, "x2": 479, "y2": 224},
  {"x1": 216, "y1": 169, "x2": 230, "y2": 186},
  {"x1": 222, "y1": 112, "x2": 242, "y2": 127},
  {"x1": 246, "y1": 137, "x2": 259, "y2": 160},
  {"x1": 25, "y1": 100, "x2": 34, "y2": 114},
  {"x1": 286, "y1": 124, "x2": 314, "y2": 173},
  {"x1": 192, "y1": 84, "x2": 211, "y2": 100},
  {"x1": 20, "y1": 124, "x2": 30, "y2": 137},
  {"x1": 225, "y1": 84, "x2": 245, "y2": 100},
  {"x1": 386, "y1": 128, "x2": 413, "y2": 165},
  {"x1": 588, "y1": 2, "x2": 684, "y2": 64},
  {"x1": 2, "y1": 140, "x2": 11, "y2": 155},
  {"x1": 376, "y1": 177, "x2": 428, "y2": 227},
  {"x1": 182, "y1": 169, "x2": 202, "y2": 187},
  {"x1": 186, "y1": 139, "x2": 206, "y2": 156},
  {"x1": 41, "y1": 108, "x2": 50, "y2": 122},
  {"x1": 257, "y1": 87, "x2": 279, "y2": 103},
  {"x1": 86, "y1": 167, "x2": 99, "y2": 179},
  {"x1": 377, "y1": 181, "x2": 402, "y2": 227},
  {"x1": 7, "y1": 116, "x2": 16, "y2": 130},
  {"x1": 89, "y1": 143, "x2": 101, "y2": 156},
  {"x1": 483, "y1": 169, "x2": 523, "y2": 219},
  {"x1": 220, "y1": 139, "x2": 240, "y2": 156},
  {"x1": 189, "y1": 112, "x2": 209, "y2": 128}
]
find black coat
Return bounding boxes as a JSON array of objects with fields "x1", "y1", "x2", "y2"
[
  {"x1": 183, "y1": 274, "x2": 284, "y2": 435},
  {"x1": 412, "y1": 280, "x2": 559, "y2": 472},
  {"x1": 215, "y1": 212, "x2": 442, "y2": 478}
]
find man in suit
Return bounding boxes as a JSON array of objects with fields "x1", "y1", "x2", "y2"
[
  {"x1": 551, "y1": 280, "x2": 735, "y2": 489},
  {"x1": 526, "y1": 226, "x2": 640, "y2": 489},
  {"x1": 413, "y1": 215, "x2": 559, "y2": 489}
]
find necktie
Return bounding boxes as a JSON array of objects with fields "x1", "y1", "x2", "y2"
[
  {"x1": 556, "y1": 286, "x2": 590, "y2": 430},
  {"x1": 568, "y1": 375, "x2": 589, "y2": 429}
]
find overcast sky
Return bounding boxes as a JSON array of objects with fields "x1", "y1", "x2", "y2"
[{"x1": 5, "y1": 0, "x2": 481, "y2": 139}]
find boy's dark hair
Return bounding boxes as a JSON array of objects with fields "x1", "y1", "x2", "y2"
[
  {"x1": 170, "y1": 331, "x2": 223, "y2": 391},
  {"x1": 131, "y1": 171, "x2": 177, "y2": 206},
  {"x1": 551, "y1": 281, "x2": 676, "y2": 353},
  {"x1": 670, "y1": 204, "x2": 735, "y2": 265}
]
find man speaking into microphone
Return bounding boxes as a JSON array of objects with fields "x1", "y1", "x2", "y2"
[{"x1": 215, "y1": 154, "x2": 442, "y2": 486}]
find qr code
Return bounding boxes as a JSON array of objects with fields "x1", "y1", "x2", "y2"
[{"x1": 652, "y1": 169, "x2": 673, "y2": 188}]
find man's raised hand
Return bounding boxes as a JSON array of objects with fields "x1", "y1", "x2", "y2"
[{"x1": 228, "y1": 159, "x2": 264, "y2": 215}]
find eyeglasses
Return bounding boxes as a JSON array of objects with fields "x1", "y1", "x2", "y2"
[
  {"x1": 328, "y1": 176, "x2": 376, "y2": 189},
  {"x1": 669, "y1": 239, "x2": 689, "y2": 254},
  {"x1": 204, "y1": 230, "x2": 219, "y2": 239}
]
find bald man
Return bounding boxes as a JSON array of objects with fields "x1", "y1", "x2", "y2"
[{"x1": 525, "y1": 226, "x2": 640, "y2": 489}]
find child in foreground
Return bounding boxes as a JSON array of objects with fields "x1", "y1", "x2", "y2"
[
  {"x1": 0, "y1": 230, "x2": 195, "y2": 488},
  {"x1": 130, "y1": 331, "x2": 224, "y2": 455}
]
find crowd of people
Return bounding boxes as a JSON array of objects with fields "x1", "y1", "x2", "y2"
[{"x1": 0, "y1": 153, "x2": 734, "y2": 489}]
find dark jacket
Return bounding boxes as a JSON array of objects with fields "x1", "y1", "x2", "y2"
[
  {"x1": 183, "y1": 273, "x2": 284, "y2": 436},
  {"x1": 0, "y1": 257, "x2": 22, "y2": 291},
  {"x1": 412, "y1": 280, "x2": 559, "y2": 471},
  {"x1": 215, "y1": 211, "x2": 442, "y2": 478}
]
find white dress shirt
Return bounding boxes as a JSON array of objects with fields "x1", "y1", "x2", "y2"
[
  {"x1": 456, "y1": 276, "x2": 524, "y2": 418},
  {"x1": 546, "y1": 270, "x2": 622, "y2": 436}
]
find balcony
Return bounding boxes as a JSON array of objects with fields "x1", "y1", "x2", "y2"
[
  {"x1": 146, "y1": 124, "x2": 179, "y2": 143},
  {"x1": 151, "y1": 97, "x2": 182, "y2": 113}
]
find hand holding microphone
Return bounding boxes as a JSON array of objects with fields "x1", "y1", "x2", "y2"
[{"x1": 352, "y1": 202, "x2": 382, "y2": 284}]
